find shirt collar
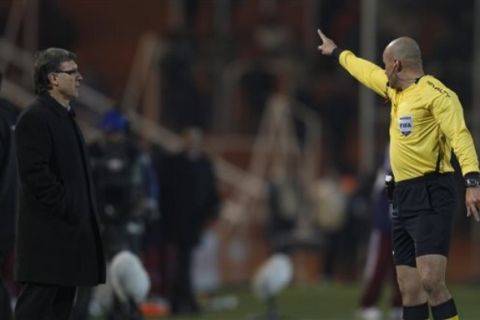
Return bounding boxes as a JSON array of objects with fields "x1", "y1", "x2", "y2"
[{"x1": 39, "y1": 94, "x2": 73, "y2": 118}]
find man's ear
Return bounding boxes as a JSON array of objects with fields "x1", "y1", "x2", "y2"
[
  {"x1": 47, "y1": 73, "x2": 58, "y2": 87},
  {"x1": 394, "y1": 60, "x2": 402, "y2": 72}
]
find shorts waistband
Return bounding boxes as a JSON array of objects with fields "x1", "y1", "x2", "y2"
[{"x1": 395, "y1": 172, "x2": 453, "y2": 188}]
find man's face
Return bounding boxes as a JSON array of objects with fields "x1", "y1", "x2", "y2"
[{"x1": 51, "y1": 60, "x2": 82, "y2": 99}]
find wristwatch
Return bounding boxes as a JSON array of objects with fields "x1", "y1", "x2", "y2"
[{"x1": 465, "y1": 177, "x2": 480, "y2": 188}]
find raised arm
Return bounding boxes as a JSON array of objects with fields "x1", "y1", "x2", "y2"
[{"x1": 316, "y1": 29, "x2": 389, "y2": 98}]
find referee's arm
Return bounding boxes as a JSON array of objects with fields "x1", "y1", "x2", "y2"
[
  {"x1": 432, "y1": 92, "x2": 480, "y2": 220},
  {"x1": 317, "y1": 29, "x2": 388, "y2": 99},
  {"x1": 431, "y1": 92, "x2": 479, "y2": 175}
]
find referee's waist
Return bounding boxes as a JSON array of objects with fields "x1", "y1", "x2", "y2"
[{"x1": 395, "y1": 172, "x2": 453, "y2": 188}]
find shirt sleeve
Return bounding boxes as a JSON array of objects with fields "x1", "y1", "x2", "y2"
[
  {"x1": 338, "y1": 50, "x2": 389, "y2": 98},
  {"x1": 431, "y1": 92, "x2": 480, "y2": 175}
]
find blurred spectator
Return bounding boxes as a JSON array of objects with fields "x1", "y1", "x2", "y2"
[
  {"x1": 358, "y1": 151, "x2": 401, "y2": 320},
  {"x1": 0, "y1": 72, "x2": 19, "y2": 320},
  {"x1": 141, "y1": 144, "x2": 169, "y2": 298},
  {"x1": 319, "y1": 174, "x2": 371, "y2": 282},
  {"x1": 89, "y1": 109, "x2": 159, "y2": 257},
  {"x1": 81, "y1": 109, "x2": 159, "y2": 319},
  {"x1": 311, "y1": 175, "x2": 348, "y2": 238},
  {"x1": 160, "y1": 127, "x2": 220, "y2": 315},
  {"x1": 266, "y1": 162, "x2": 303, "y2": 252}
]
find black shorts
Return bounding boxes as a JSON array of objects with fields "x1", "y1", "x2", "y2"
[{"x1": 392, "y1": 173, "x2": 456, "y2": 267}]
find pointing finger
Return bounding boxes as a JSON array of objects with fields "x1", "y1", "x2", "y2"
[{"x1": 317, "y1": 29, "x2": 326, "y2": 41}]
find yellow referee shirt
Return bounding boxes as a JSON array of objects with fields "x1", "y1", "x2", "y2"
[{"x1": 338, "y1": 50, "x2": 479, "y2": 182}]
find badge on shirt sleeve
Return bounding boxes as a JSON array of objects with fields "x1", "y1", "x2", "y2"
[{"x1": 398, "y1": 115, "x2": 413, "y2": 136}]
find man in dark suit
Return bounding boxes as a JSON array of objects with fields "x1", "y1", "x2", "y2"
[
  {"x1": 160, "y1": 127, "x2": 220, "y2": 314},
  {"x1": 14, "y1": 48, "x2": 106, "y2": 319},
  {"x1": 0, "y1": 72, "x2": 19, "y2": 320}
]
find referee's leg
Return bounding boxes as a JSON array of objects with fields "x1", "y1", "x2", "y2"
[
  {"x1": 396, "y1": 265, "x2": 429, "y2": 319},
  {"x1": 392, "y1": 203, "x2": 429, "y2": 319},
  {"x1": 414, "y1": 174, "x2": 458, "y2": 319},
  {"x1": 417, "y1": 255, "x2": 459, "y2": 320}
]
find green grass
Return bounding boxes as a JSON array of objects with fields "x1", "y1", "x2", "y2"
[{"x1": 93, "y1": 283, "x2": 480, "y2": 319}]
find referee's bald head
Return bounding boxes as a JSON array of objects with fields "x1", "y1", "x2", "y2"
[{"x1": 385, "y1": 37, "x2": 423, "y2": 69}]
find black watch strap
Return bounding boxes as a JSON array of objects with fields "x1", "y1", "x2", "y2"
[{"x1": 332, "y1": 47, "x2": 342, "y2": 59}]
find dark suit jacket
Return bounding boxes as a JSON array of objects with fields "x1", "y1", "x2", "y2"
[
  {"x1": 160, "y1": 151, "x2": 219, "y2": 245},
  {"x1": 0, "y1": 99, "x2": 19, "y2": 251},
  {"x1": 14, "y1": 94, "x2": 105, "y2": 286}
]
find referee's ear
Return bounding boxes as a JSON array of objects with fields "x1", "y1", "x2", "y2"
[{"x1": 394, "y1": 60, "x2": 402, "y2": 72}]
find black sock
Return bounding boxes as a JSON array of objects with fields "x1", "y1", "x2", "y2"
[
  {"x1": 431, "y1": 298, "x2": 458, "y2": 320},
  {"x1": 403, "y1": 302, "x2": 429, "y2": 320}
]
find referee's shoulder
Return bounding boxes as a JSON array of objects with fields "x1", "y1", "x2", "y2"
[{"x1": 422, "y1": 75, "x2": 456, "y2": 100}]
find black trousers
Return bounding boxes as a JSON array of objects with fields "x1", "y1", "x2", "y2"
[
  {"x1": 15, "y1": 283, "x2": 77, "y2": 320},
  {"x1": 71, "y1": 287, "x2": 92, "y2": 320},
  {"x1": 0, "y1": 249, "x2": 12, "y2": 320},
  {"x1": 170, "y1": 243, "x2": 198, "y2": 314}
]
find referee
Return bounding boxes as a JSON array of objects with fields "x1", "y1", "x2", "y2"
[{"x1": 317, "y1": 30, "x2": 480, "y2": 320}]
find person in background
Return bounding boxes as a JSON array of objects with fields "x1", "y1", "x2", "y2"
[
  {"x1": 86, "y1": 109, "x2": 159, "y2": 319},
  {"x1": 160, "y1": 127, "x2": 220, "y2": 315},
  {"x1": 89, "y1": 109, "x2": 159, "y2": 257},
  {"x1": 14, "y1": 48, "x2": 106, "y2": 319},
  {"x1": 317, "y1": 29, "x2": 480, "y2": 320},
  {"x1": 0, "y1": 71, "x2": 19, "y2": 319},
  {"x1": 358, "y1": 149, "x2": 402, "y2": 320}
]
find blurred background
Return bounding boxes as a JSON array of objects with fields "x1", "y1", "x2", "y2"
[{"x1": 1, "y1": 0, "x2": 480, "y2": 319}]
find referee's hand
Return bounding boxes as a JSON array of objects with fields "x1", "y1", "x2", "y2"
[
  {"x1": 466, "y1": 187, "x2": 480, "y2": 221},
  {"x1": 317, "y1": 29, "x2": 337, "y2": 56}
]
